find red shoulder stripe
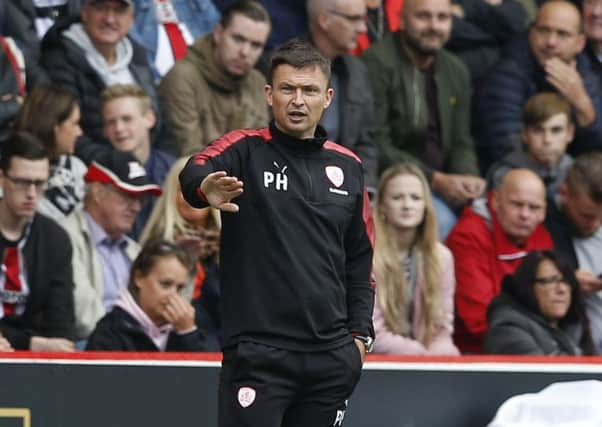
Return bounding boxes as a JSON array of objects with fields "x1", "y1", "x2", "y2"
[
  {"x1": 192, "y1": 127, "x2": 272, "y2": 165},
  {"x1": 323, "y1": 141, "x2": 362, "y2": 163}
]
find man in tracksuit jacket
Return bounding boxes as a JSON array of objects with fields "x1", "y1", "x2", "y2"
[{"x1": 180, "y1": 38, "x2": 375, "y2": 427}]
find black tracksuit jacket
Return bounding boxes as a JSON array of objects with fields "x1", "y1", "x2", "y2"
[{"x1": 180, "y1": 122, "x2": 375, "y2": 351}]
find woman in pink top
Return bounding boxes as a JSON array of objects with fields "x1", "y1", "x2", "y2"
[{"x1": 373, "y1": 163, "x2": 459, "y2": 355}]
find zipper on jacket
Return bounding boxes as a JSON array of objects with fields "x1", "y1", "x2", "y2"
[
  {"x1": 412, "y1": 67, "x2": 421, "y2": 127},
  {"x1": 303, "y1": 158, "x2": 314, "y2": 201}
]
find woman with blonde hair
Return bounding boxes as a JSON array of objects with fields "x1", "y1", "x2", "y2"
[
  {"x1": 141, "y1": 157, "x2": 220, "y2": 246},
  {"x1": 141, "y1": 157, "x2": 221, "y2": 350},
  {"x1": 373, "y1": 163, "x2": 459, "y2": 355}
]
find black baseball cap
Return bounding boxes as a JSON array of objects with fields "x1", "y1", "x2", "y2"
[{"x1": 84, "y1": 150, "x2": 161, "y2": 196}]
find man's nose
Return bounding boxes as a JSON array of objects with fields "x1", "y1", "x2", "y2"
[
  {"x1": 519, "y1": 206, "x2": 531, "y2": 218},
  {"x1": 240, "y1": 42, "x2": 251, "y2": 58},
  {"x1": 292, "y1": 89, "x2": 304, "y2": 105},
  {"x1": 543, "y1": 130, "x2": 553, "y2": 144},
  {"x1": 545, "y1": 32, "x2": 559, "y2": 47},
  {"x1": 25, "y1": 185, "x2": 38, "y2": 198}
]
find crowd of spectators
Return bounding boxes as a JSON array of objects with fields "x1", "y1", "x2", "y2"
[{"x1": 1, "y1": 0, "x2": 602, "y2": 357}]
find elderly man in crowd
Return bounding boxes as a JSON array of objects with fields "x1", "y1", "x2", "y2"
[
  {"x1": 446, "y1": 169, "x2": 554, "y2": 353},
  {"x1": 306, "y1": 0, "x2": 378, "y2": 192},
  {"x1": 62, "y1": 150, "x2": 161, "y2": 339}
]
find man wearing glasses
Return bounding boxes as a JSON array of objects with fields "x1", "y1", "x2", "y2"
[
  {"x1": 0, "y1": 132, "x2": 76, "y2": 351},
  {"x1": 306, "y1": 0, "x2": 378, "y2": 194},
  {"x1": 477, "y1": 0, "x2": 602, "y2": 169},
  {"x1": 62, "y1": 150, "x2": 161, "y2": 340}
]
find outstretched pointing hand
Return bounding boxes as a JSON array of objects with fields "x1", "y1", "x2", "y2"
[{"x1": 200, "y1": 171, "x2": 244, "y2": 212}]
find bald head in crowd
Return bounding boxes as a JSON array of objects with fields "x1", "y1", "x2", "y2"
[
  {"x1": 307, "y1": 0, "x2": 367, "y2": 58},
  {"x1": 492, "y1": 169, "x2": 547, "y2": 246},
  {"x1": 400, "y1": 0, "x2": 453, "y2": 60},
  {"x1": 529, "y1": 0, "x2": 585, "y2": 67}
]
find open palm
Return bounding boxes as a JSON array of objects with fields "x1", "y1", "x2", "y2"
[{"x1": 200, "y1": 171, "x2": 244, "y2": 212}]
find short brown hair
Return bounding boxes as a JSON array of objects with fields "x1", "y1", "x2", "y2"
[
  {"x1": 101, "y1": 84, "x2": 152, "y2": 115},
  {"x1": 522, "y1": 92, "x2": 573, "y2": 128},
  {"x1": 220, "y1": 0, "x2": 271, "y2": 29},
  {"x1": 565, "y1": 153, "x2": 602, "y2": 203},
  {"x1": 268, "y1": 38, "x2": 331, "y2": 85},
  {"x1": 0, "y1": 131, "x2": 49, "y2": 173}
]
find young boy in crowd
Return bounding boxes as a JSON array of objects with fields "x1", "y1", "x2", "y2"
[
  {"x1": 101, "y1": 84, "x2": 176, "y2": 239},
  {"x1": 486, "y1": 92, "x2": 574, "y2": 198}
]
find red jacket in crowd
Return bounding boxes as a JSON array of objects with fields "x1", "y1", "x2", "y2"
[{"x1": 446, "y1": 196, "x2": 554, "y2": 354}]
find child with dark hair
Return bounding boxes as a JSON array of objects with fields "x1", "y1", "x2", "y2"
[
  {"x1": 486, "y1": 92, "x2": 574, "y2": 198},
  {"x1": 485, "y1": 250, "x2": 595, "y2": 355}
]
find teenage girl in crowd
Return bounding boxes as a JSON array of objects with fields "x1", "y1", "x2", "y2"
[
  {"x1": 372, "y1": 163, "x2": 459, "y2": 355},
  {"x1": 86, "y1": 240, "x2": 208, "y2": 351},
  {"x1": 141, "y1": 158, "x2": 221, "y2": 350}
]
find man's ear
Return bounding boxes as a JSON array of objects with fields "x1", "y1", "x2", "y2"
[
  {"x1": 323, "y1": 87, "x2": 334, "y2": 109},
  {"x1": 213, "y1": 23, "x2": 224, "y2": 45},
  {"x1": 90, "y1": 182, "x2": 106, "y2": 203},
  {"x1": 144, "y1": 108, "x2": 156, "y2": 130},
  {"x1": 316, "y1": 10, "x2": 331, "y2": 31},
  {"x1": 264, "y1": 84, "x2": 273, "y2": 107}
]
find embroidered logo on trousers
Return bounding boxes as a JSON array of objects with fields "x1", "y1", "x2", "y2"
[
  {"x1": 333, "y1": 400, "x2": 348, "y2": 426},
  {"x1": 237, "y1": 387, "x2": 256, "y2": 408}
]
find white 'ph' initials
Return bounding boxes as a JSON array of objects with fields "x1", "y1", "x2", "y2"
[{"x1": 264, "y1": 171, "x2": 288, "y2": 191}]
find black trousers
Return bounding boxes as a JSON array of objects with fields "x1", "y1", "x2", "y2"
[{"x1": 218, "y1": 341, "x2": 363, "y2": 427}]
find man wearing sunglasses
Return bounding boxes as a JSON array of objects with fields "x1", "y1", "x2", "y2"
[{"x1": 0, "y1": 131, "x2": 76, "y2": 351}]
